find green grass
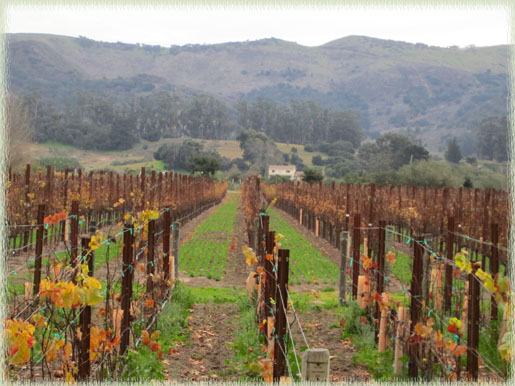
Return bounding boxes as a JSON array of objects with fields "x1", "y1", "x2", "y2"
[
  {"x1": 180, "y1": 193, "x2": 239, "y2": 280},
  {"x1": 389, "y1": 249, "x2": 412, "y2": 285},
  {"x1": 228, "y1": 295, "x2": 265, "y2": 380},
  {"x1": 110, "y1": 160, "x2": 166, "y2": 173},
  {"x1": 267, "y1": 207, "x2": 338, "y2": 285},
  {"x1": 338, "y1": 300, "x2": 400, "y2": 380},
  {"x1": 30, "y1": 137, "x2": 324, "y2": 172},
  {"x1": 275, "y1": 142, "x2": 326, "y2": 168},
  {"x1": 288, "y1": 290, "x2": 339, "y2": 312}
]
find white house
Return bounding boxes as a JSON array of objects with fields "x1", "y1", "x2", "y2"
[{"x1": 268, "y1": 165, "x2": 296, "y2": 180}]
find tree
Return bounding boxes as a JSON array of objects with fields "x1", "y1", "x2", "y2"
[
  {"x1": 154, "y1": 139, "x2": 203, "y2": 170},
  {"x1": 186, "y1": 153, "x2": 220, "y2": 176},
  {"x1": 302, "y1": 168, "x2": 324, "y2": 184},
  {"x1": 268, "y1": 175, "x2": 291, "y2": 184},
  {"x1": 236, "y1": 129, "x2": 285, "y2": 173},
  {"x1": 477, "y1": 116, "x2": 508, "y2": 161},
  {"x1": 445, "y1": 137, "x2": 462, "y2": 163},
  {"x1": 312, "y1": 155, "x2": 325, "y2": 166},
  {"x1": 359, "y1": 132, "x2": 429, "y2": 171},
  {"x1": 290, "y1": 153, "x2": 305, "y2": 169},
  {"x1": 325, "y1": 158, "x2": 359, "y2": 178}
]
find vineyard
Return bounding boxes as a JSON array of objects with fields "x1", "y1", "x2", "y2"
[
  {"x1": 240, "y1": 177, "x2": 512, "y2": 381},
  {"x1": 3, "y1": 167, "x2": 513, "y2": 382},
  {"x1": 5, "y1": 165, "x2": 226, "y2": 381}
]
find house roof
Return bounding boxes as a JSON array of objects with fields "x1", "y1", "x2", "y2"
[{"x1": 268, "y1": 165, "x2": 295, "y2": 170}]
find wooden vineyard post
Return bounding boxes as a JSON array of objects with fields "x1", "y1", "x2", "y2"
[
  {"x1": 273, "y1": 249, "x2": 289, "y2": 382},
  {"x1": 157, "y1": 172, "x2": 163, "y2": 208},
  {"x1": 140, "y1": 167, "x2": 146, "y2": 210},
  {"x1": 150, "y1": 170, "x2": 156, "y2": 207},
  {"x1": 172, "y1": 222, "x2": 180, "y2": 280},
  {"x1": 78, "y1": 168, "x2": 82, "y2": 199},
  {"x1": 394, "y1": 306, "x2": 408, "y2": 377},
  {"x1": 408, "y1": 237, "x2": 424, "y2": 378},
  {"x1": 120, "y1": 224, "x2": 134, "y2": 356},
  {"x1": 490, "y1": 223, "x2": 499, "y2": 321},
  {"x1": 264, "y1": 231, "x2": 276, "y2": 335},
  {"x1": 444, "y1": 216, "x2": 455, "y2": 314},
  {"x1": 338, "y1": 231, "x2": 349, "y2": 306},
  {"x1": 146, "y1": 219, "x2": 155, "y2": 294},
  {"x1": 61, "y1": 169, "x2": 69, "y2": 242},
  {"x1": 375, "y1": 222, "x2": 386, "y2": 340},
  {"x1": 23, "y1": 163, "x2": 31, "y2": 252},
  {"x1": 32, "y1": 204, "x2": 45, "y2": 298},
  {"x1": 253, "y1": 217, "x2": 259, "y2": 251},
  {"x1": 467, "y1": 267, "x2": 480, "y2": 380},
  {"x1": 79, "y1": 236, "x2": 94, "y2": 380},
  {"x1": 421, "y1": 234, "x2": 432, "y2": 304},
  {"x1": 43, "y1": 167, "x2": 52, "y2": 247},
  {"x1": 163, "y1": 208, "x2": 171, "y2": 281},
  {"x1": 352, "y1": 214, "x2": 361, "y2": 298},
  {"x1": 70, "y1": 200, "x2": 79, "y2": 268},
  {"x1": 257, "y1": 213, "x2": 269, "y2": 335}
]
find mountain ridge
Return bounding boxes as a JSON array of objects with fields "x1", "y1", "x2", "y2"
[{"x1": 6, "y1": 32, "x2": 509, "y2": 152}]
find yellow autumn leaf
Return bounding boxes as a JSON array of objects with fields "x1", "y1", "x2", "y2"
[
  {"x1": 242, "y1": 245, "x2": 258, "y2": 266},
  {"x1": 58, "y1": 282, "x2": 81, "y2": 308},
  {"x1": 64, "y1": 341, "x2": 72, "y2": 360},
  {"x1": 55, "y1": 338, "x2": 65, "y2": 351},
  {"x1": 83, "y1": 276, "x2": 102, "y2": 290},
  {"x1": 5, "y1": 319, "x2": 35, "y2": 365},
  {"x1": 65, "y1": 371, "x2": 75, "y2": 383},
  {"x1": 449, "y1": 317, "x2": 462, "y2": 329}
]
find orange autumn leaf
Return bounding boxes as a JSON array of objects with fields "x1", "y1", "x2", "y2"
[
  {"x1": 451, "y1": 344, "x2": 467, "y2": 357},
  {"x1": 386, "y1": 252, "x2": 396, "y2": 264},
  {"x1": 414, "y1": 322, "x2": 433, "y2": 339},
  {"x1": 145, "y1": 299, "x2": 155, "y2": 308},
  {"x1": 141, "y1": 330, "x2": 151, "y2": 345}
]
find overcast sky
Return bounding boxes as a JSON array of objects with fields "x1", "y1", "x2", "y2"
[{"x1": 5, "y1": 4, "x2": 511, "y2": 48}]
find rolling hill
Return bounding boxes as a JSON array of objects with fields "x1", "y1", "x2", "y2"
[{"x1": 6, "y1": 33, "x2": 509, "y2": 152}]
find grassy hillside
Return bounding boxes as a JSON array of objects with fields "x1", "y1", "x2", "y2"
[{"x1": 26, "y1": 138, "x2": 324, "y2": 172}]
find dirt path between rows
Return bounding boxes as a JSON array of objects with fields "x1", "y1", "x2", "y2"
[
  {"x1": 164, "y1": 302, "x2": 240, "y2": 381},
  {"x1": 163, "y1": 192, "x2": 249, "y2": 381},
  {"x1": 288, "y1": 307, "x2": 371, "y2": 381}
]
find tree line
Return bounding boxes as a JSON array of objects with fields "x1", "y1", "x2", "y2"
[
  {"x1": 20, "y1": 91, "x2": 364, "y2": 151},
  {"x1": 16, "y1": 88, "x2": 509, "y2": 169}
]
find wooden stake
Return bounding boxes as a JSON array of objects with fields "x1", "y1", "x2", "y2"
[{"x1": 378, "y1": 308, "x2": 388, "y2": 352}]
